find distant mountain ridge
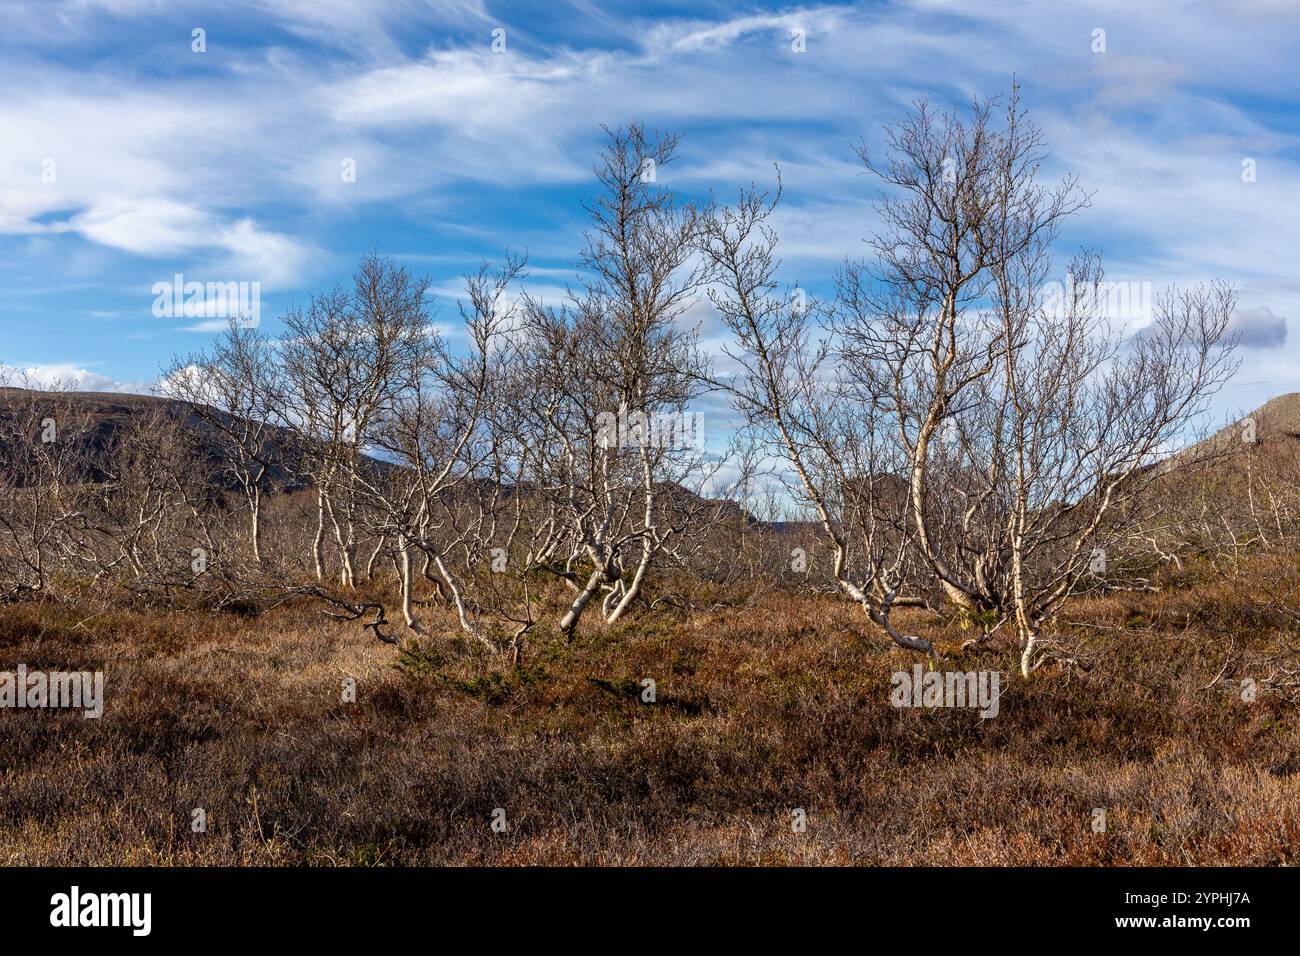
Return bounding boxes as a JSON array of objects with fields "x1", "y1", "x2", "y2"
[
  {"x1": 0, "y1": 388, "x2": 741, "y2": 519},
  {"x1": 5, "y1": 386, "x2": 1297, "y2": 514},
  {"x1": 0, "y1": 386, "x2": 314, "y2": 490},
  {"x1": 1158, "y1": 392, "x2": 1300, "y2": 475}
]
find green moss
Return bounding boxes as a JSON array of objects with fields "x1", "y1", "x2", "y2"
[{"x1": 586, "y1": 675, "x2": 644, "y2": 700}]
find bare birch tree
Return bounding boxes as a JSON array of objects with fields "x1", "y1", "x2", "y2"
[
  {"x1": 702, "y1": 181, "x2": 935, "y2": 654},
  {"x1": 522, "y1": 122, "x2": 724, "y2": 638},
  {"x1": 160, "y1": 318, "x2": 283, "y2": 568},
  {"x1": 280, "y1": 253, "x2": 430, "y2": 587}
]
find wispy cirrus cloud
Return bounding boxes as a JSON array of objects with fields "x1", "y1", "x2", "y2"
[{"x1": 0, "y1": 0, "x2": 1295, "y2": 416}]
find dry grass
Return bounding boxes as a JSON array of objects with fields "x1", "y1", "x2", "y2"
[{"x1": 1, "y1": 559, "x2": 1297, "y2": 866}]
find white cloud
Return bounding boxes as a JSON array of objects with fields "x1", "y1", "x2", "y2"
[
  {"x1": 69, "y1": 198, "x2": 207, "y2": 256},
  {"x1": 1, "y1": 362, "x2": 155, "y2": 395},
  {"x1": 1229, "y1": 305, "x2": 1288, "y2": 349},
  {"x1": 0, "y1": 0, "x2": 1298, "y2": 410}
]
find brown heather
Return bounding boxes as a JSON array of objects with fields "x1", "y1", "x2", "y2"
[{"x1": 1, "y1": 556, "x2": 1296, "y2": 867}]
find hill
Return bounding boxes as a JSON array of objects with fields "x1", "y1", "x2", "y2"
[
  {"x1": 0, "y1": 386, "x2": 312, "y2": 491},
  {"x1": 1191, "y1": 391, "x2": 1300, "y2": 455}
]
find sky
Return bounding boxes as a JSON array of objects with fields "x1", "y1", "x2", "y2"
[{"x1": 1, "y1": 0, "x2": 1298, "y2": 428}]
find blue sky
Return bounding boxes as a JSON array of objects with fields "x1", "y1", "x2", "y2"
[{"x1": 2, "y1": 0, "x2": 1298, "y2": 424}]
